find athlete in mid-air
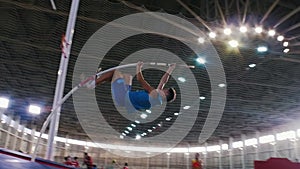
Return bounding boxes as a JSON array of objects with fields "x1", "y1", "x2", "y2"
[{"x1": 90, "y1": 61, "x2": 176, "y2": 113}]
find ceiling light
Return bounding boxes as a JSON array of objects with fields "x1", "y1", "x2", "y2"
[
  {"x1": 120, "y1": 135, "x2": 124, "y2": 139},
  {"x1": 224, "y1": 28, "x2": 232, "y2": 35},
  {"x1": 199, "y1": 96, "x2": 205, "y2": 100},
  {"x1": 142, "y1": 132, "x2": 147, "y2": 136},
  {"x1": 146, "y1": 109, "x2": 151, "y2": 114},
  {"x1": 135, "y1": 134, "x2": 141, "y2": 140},
  {"x1": 178, "y1": 77, "x2": 186, "y2": 82},
  {"x1": 239, "y1": 26, "x2": 247, "y2": 33},
  {"x1": 283, "y1": 48, "x2": 290, "y2": 53},
  {"x1": 277, "y1": 35, "x2": 284, "y2": 41},
  {"x1": 174, "y1": 112, "x2": 179, "y2": 116},
  {"x1": 148, "y1": 129, "x2": 152, "y2": 132},
  {"x1": 283, "y1": 41, "x2": 289, "y2": 47},
  {"x1": 28, "y1": 105, "x2": 41, "y2": 115},
  {"x1": 255, "y1": 27, "x2": 263, "y2": 33},
  {"x1": 228, "y1": 40, "x2": 239, "y2": 47},
  {"x1": 166, "y1": 117, "x2": 172, "y2": 121},
  {"x1": 127, "y1": 127, "x2": 132, "y2": 131},
  {"x1": 124, "y1": 130, "x2": 129, "y2": 134},
  {"x1": 0, "y1": 97, "x2": 9, "y2": 109},
  {"x1": 248, "y1": 64, "x2": 256, "y2": 68},
  {"x1": 197, "y1": 37, "x2": 205, "y2": 43},
  {"x1": 218, "y1": 83, "x2": 226, "y2": 88},
  {"x1": 196, "y1": 57, "x2": 206, "y2": 64},
  {"x1": 183, "y1": 106, "x2": 190, "y2": 110},
  {"x1": 152, "y1": 126, "x2": 156, "y2": 129},
  {"x1": 140, "y1": 113, "x2": 147, "y2": 119},
  {"x1": 209, "y1": 32, "x2": 216, "y2": 38},
  {"x1": 131, "y1": 124, "x2": 136, "y2": 127},
  {"x1": 135, "y1": 120, "x2": 140, "y2": 124},
  {"x1": 122, "y1": 133, "x2": 126, "y2": 136},
  {"x1": 257, "y1": 46, "x2": 268, "y2": 52},
  {"x1": 268, "y1": 30, "x2": 276, "y2": 36}
]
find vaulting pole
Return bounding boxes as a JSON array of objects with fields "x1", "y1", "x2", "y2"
[{"x1": 45, "y1": 0, "x2": 80, "y2": 160}]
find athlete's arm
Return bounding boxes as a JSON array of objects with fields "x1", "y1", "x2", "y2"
[
  {"x1": 157, "y1": 63, "x2": 176, "y2": 90},
  {"x1": 136, "y1": 61, "x2": 155, "y2": 93}
]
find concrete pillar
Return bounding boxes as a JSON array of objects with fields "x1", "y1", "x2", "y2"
[
  {"x1": 4, "y1": 116, "x2": 12, "y2": 149},
  {"x1": 255, "y1": 131, "x2": 260, "y2": 160},
  {"x1": 229, "y1": 137, "x2": 233, "y2": 169},
  {"x1": 219, "y1": 140, "x2": 223, "y2": 169}
]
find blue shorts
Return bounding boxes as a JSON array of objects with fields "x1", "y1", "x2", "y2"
[{"x1": 111, "y1": 78, "x2": 131, "y2": 107}]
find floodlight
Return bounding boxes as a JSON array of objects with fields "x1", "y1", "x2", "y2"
[
  {"x1": 240, "y1": 26, "x2": 247, "y2": 33},
  {"x1": 255, "y1": 27, "x2": 263, "y2": 33},
  {"x1": 28, "y1": 105, "x2": 41, "y2": 115},
  {"x1": 277, "y1": 35, "x2": 284, "y2": 41},
  {"x1": 257, "y1": 46, "x2": 268, "y2": 52},
  {"x1": 209, "y1": 32, "x2": 216, "y2": 38},
  {"x1": 0, "y1": 97, "x2": 9, "y2": 108},
  {"x1": 196, "y1": 57, "x2": 206, "y2": 64},
  {"x1": 224, "y1": 28, "x2": 232, "y2": 35},
  {"x1": 268, "y1": 30, "x2": 276, "y2": 36},
  {"x1": 228, "y1": 40, "x2": 239, "y2": 47}
]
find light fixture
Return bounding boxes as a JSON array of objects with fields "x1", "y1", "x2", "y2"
[
  {"x1": 257, "y1": 46, "x2": 268, "y2": 52},
  {"x1": 135, "y1": 134, "x2": 141, "y2": 140},
  {"x1": 140, "y1": 113, "x2": 147, "y2": 119},
  {"x1": 148, "y1": 129, "x2": 152, "y2": 132},
  {"x1": 255, "y1": 27, "x2": 263, "y2": 33},
  {"x1": 152, "y1": 126, "x2": 156, "y2": 129},
  {"x1": 28, "y1": 105, "x2": 41, "y2": 115},
  {"x1": 228, "y1": 40, "x2": 239, "y2": 47},
  {"x1": 174, "y1": 112, "x2": 179, "y2": 116},
  {"x1": 0, "y1": 97, "x2": 9, "y2": 109},
  {"x1": 146, "y1": 110, "x2": 151, "y2": 114},
  {"x1": 166, "y1": 117, "x2": 172, "y2": 121},
  {"x1": 224, "y1": 28, "x2": 232, "y2": 35},
  {"x1": 218, "y1": 83, "x2": 226, "y2": 88},
  {"x1": 209, "y1": 32, "x2": 216, "y2": 38},
  {"x1": 196, "y1": 57, "x2": 206, "y2": 64},
  {"x1": 124, "y1": 130, "x2": 129, "y2": 134},
  {"x1": 277, "y1": 35, "x2": 284, "y2": 41},
  {"x1": 122, "y1": 133, "x2": 126, "y2": 136},
  {"x1": 268, "y1": 30, "x2": 276, "y2": 36},
  {"x1": 142, "y1": 133, "x2": 147, "y2": 136},
  {"x1": 248, "y1": 64, "x2": 256, "y2": 68},
  {"x1": 183, "y1": 106, "x2": 190, "y2": 110},
  {"x1": 127, "y1": 127, "x2": 132, "y2": 131},
  {"x1": 178, "y1": 77, "x2": 186, "y2": 82},
  {"x1": 239, "y1": 26, "x2": 247, "y2": 33},
  {"x1": 131, "y1": 124, "x2": 136, "y2": 127},
  {"x1": 135, "y1": 120, "x2": 140, "y2": 124},
  {"x1": 197, "y1": 37, "x2": 205, "y2": 43},
  {"x1": 283, "y1": 48, "x2": 290, "y2": 53},
  {"x1": 283, "y1": 41, "x2": 289, "y2": 47},
  {"x1": 120, "y1": 135, "x2": 124, "y2": 139},
  {"x1": 199, "y1": 96, "x2": 205, "y2": 100}
]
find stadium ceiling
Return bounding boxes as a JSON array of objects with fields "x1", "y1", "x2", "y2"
[{"x1": 0, "y1": 0, "x2": 300, "y2": 146}]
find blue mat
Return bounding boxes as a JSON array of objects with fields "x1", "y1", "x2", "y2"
[{"x1": 0, "y1": 148, "x2": 76, "y2": 169}]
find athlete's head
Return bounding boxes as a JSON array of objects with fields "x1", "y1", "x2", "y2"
[{"x1": 163, "y1": 87, "x2": 176, "y2": 102}]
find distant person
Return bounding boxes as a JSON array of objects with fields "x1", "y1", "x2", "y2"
[
  {"x1": 192, "y1": 153, "x2": 203, "y2": 169},
  {"x1": 83, "y1": 152, "x2": 93, "y2": 169},
  {"x1": 72, "y1": 156, "x2": 80, "y2": 168},
  {"x1": 123, "y1": 162, "x2": 129, "y2": 169},
  {"x1": 64, "y1": 156, "x2": 73, "y2": 166}
]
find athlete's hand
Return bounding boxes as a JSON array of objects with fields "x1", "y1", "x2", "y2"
[{"x1": 137, "y1": 61, "x2": 144, "y2": 71}]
